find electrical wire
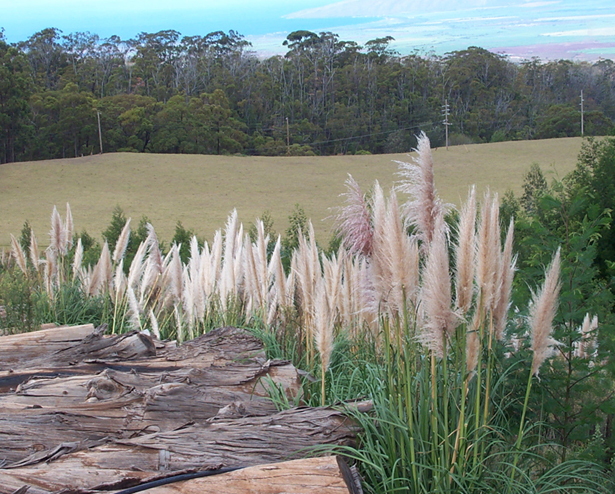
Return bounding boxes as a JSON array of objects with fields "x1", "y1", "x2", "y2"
[{"x1": 112, "y1": 466, "x2": 243, "y2": 494}]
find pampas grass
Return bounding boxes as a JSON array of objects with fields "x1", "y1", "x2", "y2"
[
  {"x1": 475, "y1": 192, "x2": 501, "y2": 315},
  {"x1": 65, "y1": 203, "x2": 74, "y2": 250},
  {"x1": 335, "y1": 174, "x2": 373, "y2": 257},
  {"x1": 455, "y1": 186, "x2": 476, "y2": 315},
  {"x1": 314, "y1": 276, "x2": 334, "y2": 406},
  {"x1": 419, "y1": 213, "x2": 458, "y2": 358},
  {"x1": 530, "y1": 248, "x2": 561, "y2": 377},
  {"x1": 494, "y1": 219, "x2": 515, "y2": 340},
  {"x1": 10, "y1": 234, "x2": 27, "y2": 275},
  {"x1": 29, "y1": 230, "x2": 40, "y2": 275},
  {"x1": 397, "y1": 131, "x2": 445, "y2": 247},
  {"x1": 113, "y1": 218, "x2": 131, "y2": 263},
  {"x1": 49, "y1": 206, "x2": 67, "y2": 256}
]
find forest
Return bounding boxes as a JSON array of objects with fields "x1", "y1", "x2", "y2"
[{"x1": 1, "y1": 27, "x2": 615, "y2": 163}]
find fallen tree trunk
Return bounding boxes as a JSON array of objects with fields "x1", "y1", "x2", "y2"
[
  {"x1": 121, "y1": 456, "x2": 363, "y2": 494},
  {"x1": 0, "y1": 324, "x2": 364, "y2": 493}
]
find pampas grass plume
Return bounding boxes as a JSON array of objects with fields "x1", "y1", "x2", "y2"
[
  {"x1": 29, "y1": 230, "x2": 40, "y2": 275},
  {"x1": 397, "y1": 132, "x2": 443, "y2": 247},
  {"x1": 419, "y1": 213, "x2": 458, "y2": 358},
  {"x1": 73, "y1": 238, "x2": 83, "y2": 281},
  {"x1": 530, "y1": 248, "x2": 561, "y2": 377},
  {"x1": 50, "y1": 206, "x2": 66, "y2": 255},
  {"x1": 335, "y1": 174, "x2": 373, "y2": 256},
  {"x1": 65, "y1": 203, "x2": 74, "y2": 249},
  {"x1": 10, "y1": 234, "x2": 27, "y2": 275},
  {"x1": 113, "y1": 218, "x2": 131, "y2": 263},
  {"x1": 455, "y1": 186, "x2": 476, "y2": 315},
  {"x1": 494, "y1": 219, "x2": 516, "y2": 340}
]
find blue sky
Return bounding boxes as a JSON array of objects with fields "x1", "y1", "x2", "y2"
[{"x1": 2, "y1": 0, "x2": 615, "y2": 60}]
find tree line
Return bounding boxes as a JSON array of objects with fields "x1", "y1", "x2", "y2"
[{"x1": 1, "y1": 27, "x2": 615, "y2": 163}]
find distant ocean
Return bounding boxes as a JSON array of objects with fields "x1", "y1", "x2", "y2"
[{"x1": 4, "y1": 0, "x2": 615, "y2": 61}]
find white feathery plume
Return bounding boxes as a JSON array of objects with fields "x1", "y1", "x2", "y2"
[
  {"x1": 396, "y1": 131, "x2": 445, "y2": 248},
  {"x1": 167, "y1": 244, "x2": 183, "y2": 303},
  {"x1": 209, "y1": 230, "x2": 223, "y2": 294},
  {"x1": 187, "y1": 236, "x2": 205, "y2": 323},
  {"x1": 384, "y1": 191, "x2": 420, "y2": 316},
  {"x1": 145, "y1": 223, "x2": 163, "y2": 274},
  {"x1": 87, "y1": 254, "x2": 102, "y2": 296},
  {"x1": 49, "y1": 206, "x2": 66, "y2": 255},
  {"x1": 198, "y1": 241, "x2": 212, "y2": 303},
  {"x1": 476, "y1": 191, "x2": 500, "y2": 314},
  {"x1": 286, "y1": 252, "x2": 297, "y2": 309},
  {"x1": 268, "y1": 235, "x2": 287, "y2": 308},
  {"x1": 126, "y1": 286, "x2": 142, "y2": 330},
  {"x1": 113, "y1": 217, "x2": 131, "y2": 263},
  {"x1": 189, "y1": 235, "x2": 200, "y2": 273},
  {"x1": 244, "y1": 235, "x2": 261, "y2": 309},
  {"x1": 79, "y1": 264, "x2": 91, "y2": 296},
  {"x1": 65, "y1": 203, "x2": 74, "y2": 249},
  {"x1": 139, "y1": 258, "x2": 159, "y2": 303},
  {"x1": 44, "y1": 249, "x2": 56, "y2": 296},
  {"x1": 314, "y1": 277, "x2": 334, "y2": 373},
  {"x1": 182, "y1": 266, "x2": 195, "y2": 339},
  {"x1": 419, "y1": 213, "x2": 458, "y2": 358},
  {"x1": 494, "y1": 219, "x2": 516, "y2": 340},
  {"x1": 233, "y1": 223, "x2": 245, "y2": 299},
  {"x1": 99, "y1": 241, "x2": 113, "y2": 293},
  {"x1": 149, "y1": 309, "x2": 160, "y2": 339},
  {"x1": 322, "y1": 251, "x2": 343, "y2": 322},
  {"x1": 256, "y1": 221, "x2": 269, "y2": 305},
  {"x1": 10, "y1": 234, "x2": 27, "y2": 275},
  {"x1": 72, "y1": 238, "x2": 83, "y2": 281},
  {"x1": 29, "y1": 229, "x2": 40, "y2": 275},
  {"x1": 455, "y1": 186, "x2": 477, "y2": 315},
  {"x1": 488, "y1": 194, "x2": 502, "y2": 313},
  {"x1": 369, "y1": 182, "x2": 389, "y2": 307},
  {"x1": 114, "y1": 259, "x2": 126, "y2": 299},
  {"x1": 574, "y1": 313, "x2": 599, "y2": 359},
  {"x1": 127, "y1": 241, "x2": 147, "y2": 289},
  {"x1": 308, "y1": 221, "x2": 320, "y2": 281},
  {"x1": 530, "y1": 248, "x2": 561, "y2": 377},
  {"x1": 219, "y1": 212, "x2": 239, "y2": 307}
]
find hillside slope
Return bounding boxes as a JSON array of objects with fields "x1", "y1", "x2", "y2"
[{"x1": 0, "y1": 137, "x2": 583, "y2": 246}]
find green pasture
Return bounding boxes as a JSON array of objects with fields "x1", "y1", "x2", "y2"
[{"x1": 0, "y1": 137, "x2": 583, "y2": 247}]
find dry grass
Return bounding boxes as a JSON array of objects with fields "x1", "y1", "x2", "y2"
[{"x1": 0, "y1": 137, "x2": 583, "y2": 246}]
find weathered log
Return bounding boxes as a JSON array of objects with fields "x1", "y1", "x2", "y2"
[
  {"x1": 124, "y1": 456, "x2": 363, "y2": 494},
  {"x1": 0, "y1": 407, "x2": 360, "y2": 493},
  {"x1": 0, "y1": 326, "x2": 301, "y2": 465},
  {"x1": 0, "y1": 325, "x2": 363, "y2": 494}
]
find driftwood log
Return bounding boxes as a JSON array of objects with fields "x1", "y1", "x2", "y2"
[{"x1": 0, "y1": 324, "x2": 364, "y2": 494}]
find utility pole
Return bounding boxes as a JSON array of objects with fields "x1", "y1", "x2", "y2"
[
  {"x1": 442, "y1": 99, "x2": 451, "y2": 150},
  {"x1": 580, "y1": 90, "x2": 584, "y2": 137},
  {"x1": 286, "y1": 117, "x2": 290, "y2": 155},
  {"x1": 97, "y1": 111, "x2": 103, "y2": 154}
]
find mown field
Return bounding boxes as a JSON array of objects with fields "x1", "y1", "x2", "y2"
[{"x1": 0, "y1": 137, "x2": 584, "y2": 247}]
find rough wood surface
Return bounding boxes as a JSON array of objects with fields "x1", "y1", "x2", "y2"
[
  {"x1": 0, "y1": 324, "x2": 363, "y2": 494},
  {"x1": 140, "y1": 456, "x2": 361, "y2": 494}
]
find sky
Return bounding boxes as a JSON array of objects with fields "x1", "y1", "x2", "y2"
[{"x1": 2, "y1": 0, "x2": 615, "y2": 61}]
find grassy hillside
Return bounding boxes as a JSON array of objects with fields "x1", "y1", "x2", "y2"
[{"x1": 0, "y1": 137, "x2": 584, "y2": 247}]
